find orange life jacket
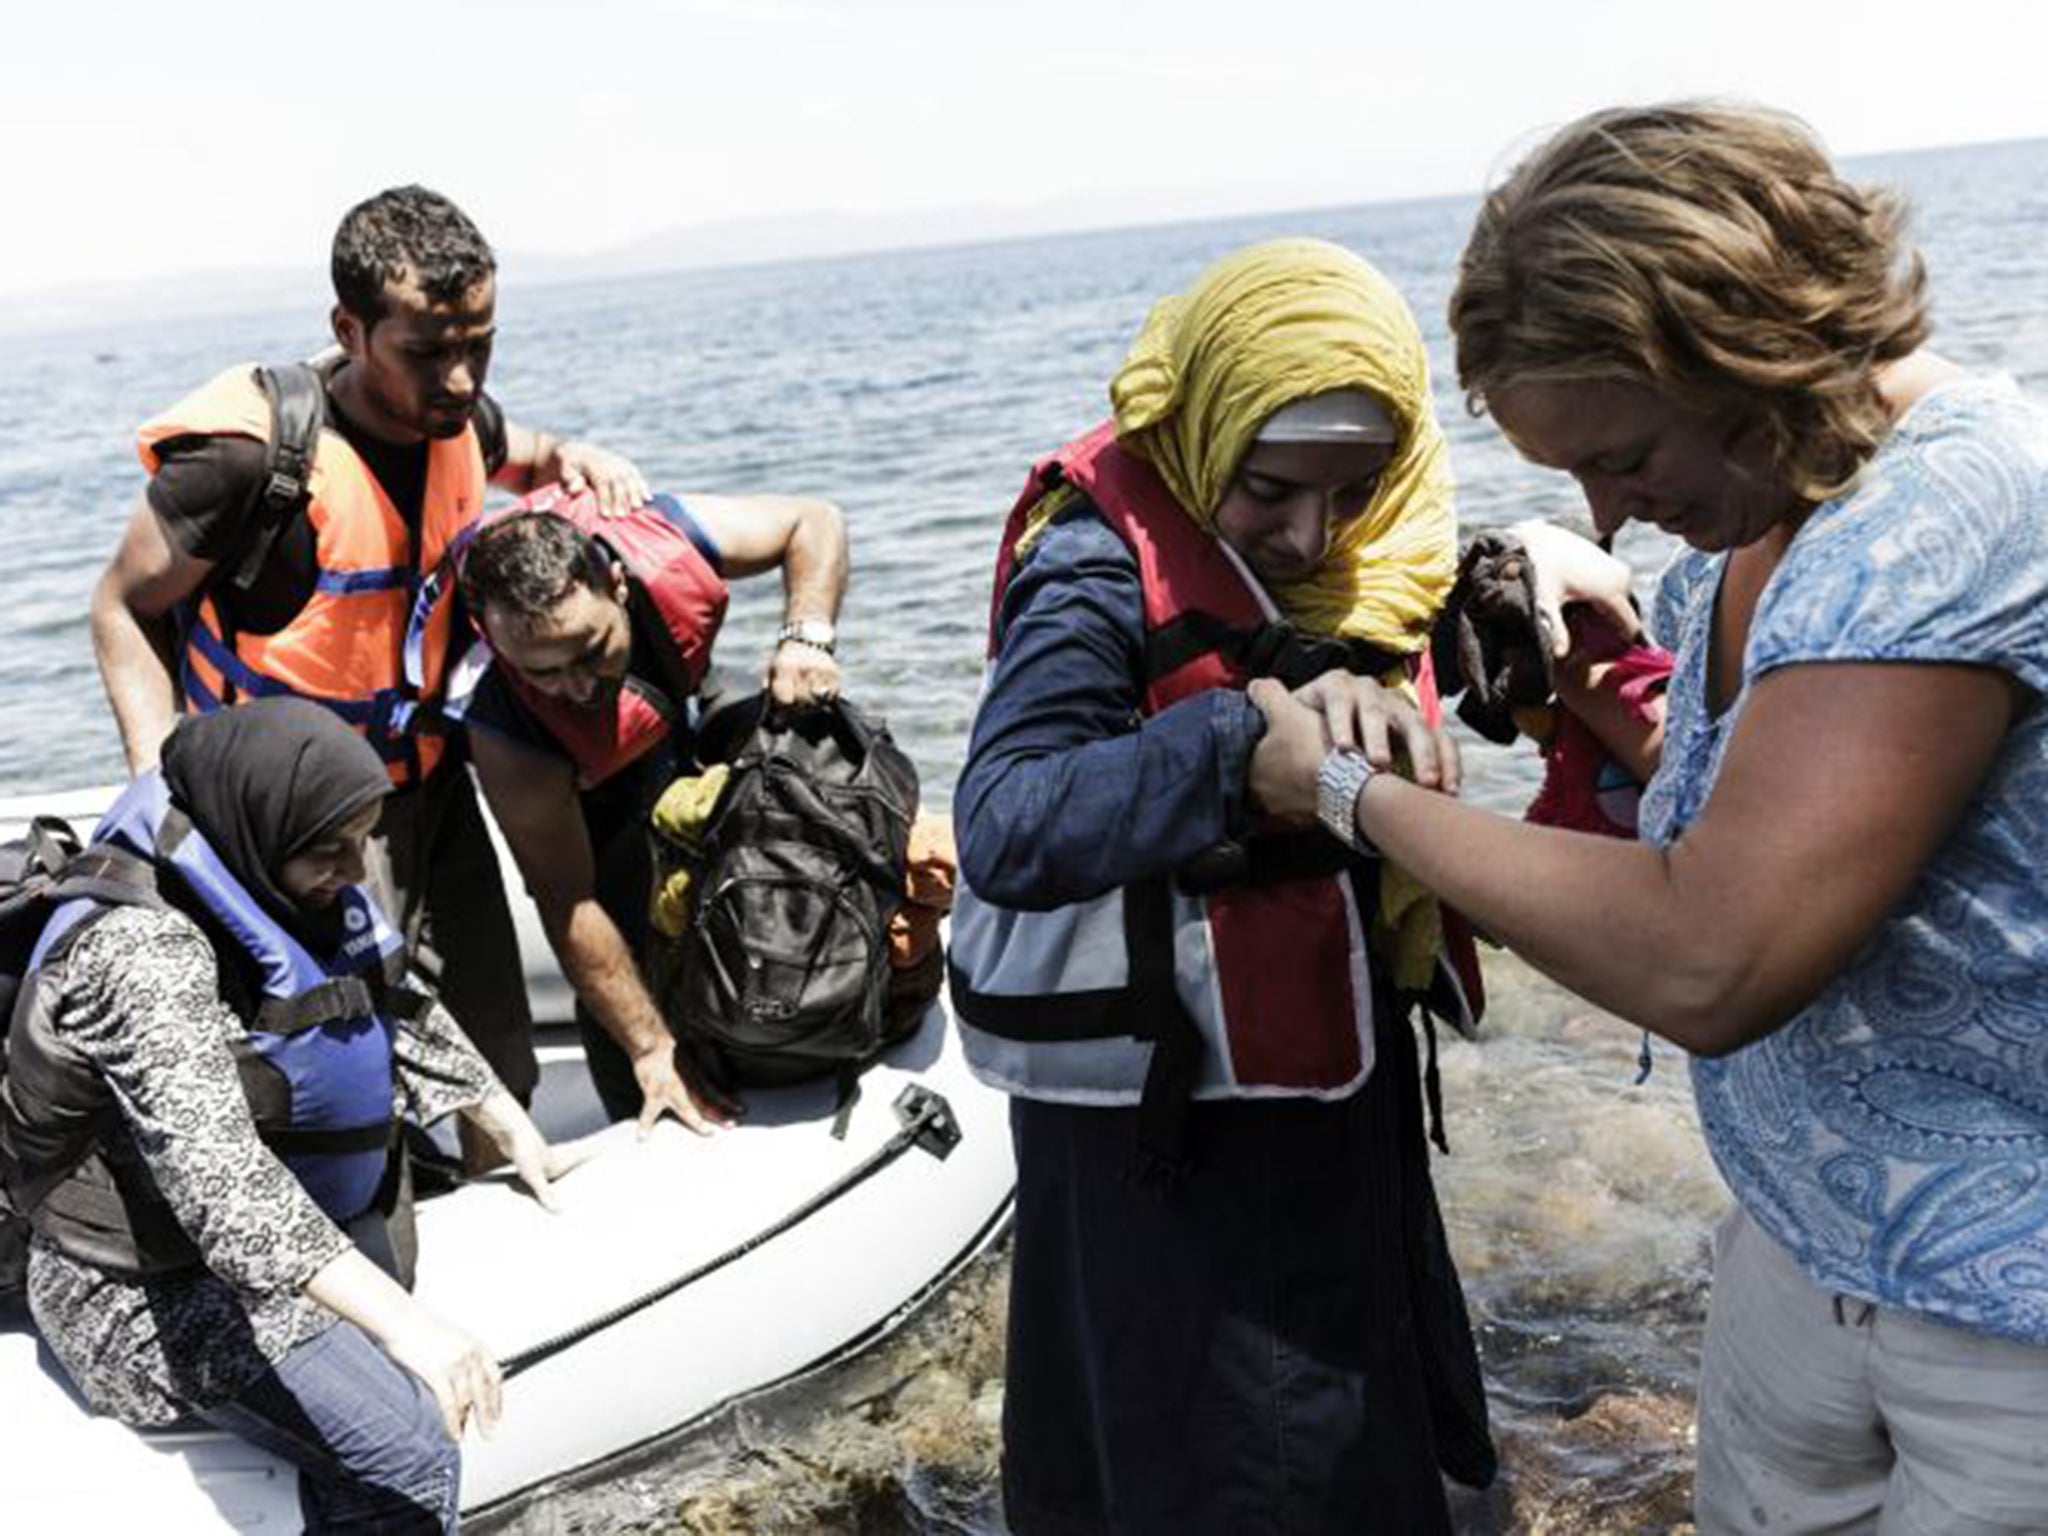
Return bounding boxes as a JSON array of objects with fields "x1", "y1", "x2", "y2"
[
  {"x1": 136, "y1": 365, "x2": 483, "y2": 785},
  {"x1": 468, "y1": 487, "x2": 730, "y2": 788}
]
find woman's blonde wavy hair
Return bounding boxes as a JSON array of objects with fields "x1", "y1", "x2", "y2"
[{"x1": 1450, "y1": 102, "x2": 1931, "y2": 503}]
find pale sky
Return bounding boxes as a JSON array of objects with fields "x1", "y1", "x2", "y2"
[{"x1": 7, "y1": 0, "x2": 2045, "y2": 296}]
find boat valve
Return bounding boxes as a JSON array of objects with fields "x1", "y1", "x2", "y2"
[{"x1": 893, "y1": 1084, "x2": 961, "y2": 1161}]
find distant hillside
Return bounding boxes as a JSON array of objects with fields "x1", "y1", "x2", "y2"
[{"x1": 5, "y1": 135, "x2": 2038, "y2": 340}]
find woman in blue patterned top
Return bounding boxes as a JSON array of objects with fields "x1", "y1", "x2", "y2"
[{"x1": 1254, "y1": 104, "x2": 2048, "y2": 1534}]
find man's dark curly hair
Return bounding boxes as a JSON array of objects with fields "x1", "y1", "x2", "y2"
[
  {"x1": 461, "y1": 513, "x2": 616, "y2": 627},
  {"x1": 331, "y1": 185, "x2": 496, "y2": 325}
]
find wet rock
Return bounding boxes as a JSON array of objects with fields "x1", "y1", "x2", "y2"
[{"x1": 1491, "y1": 1391, "x2": 1698, "y2": 1535}]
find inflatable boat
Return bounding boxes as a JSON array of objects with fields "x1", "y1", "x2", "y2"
[{"x1": 0, "y1": 784, "x2": 1015, "y2": 1533}]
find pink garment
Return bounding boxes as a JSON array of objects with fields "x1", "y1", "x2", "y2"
[{"x1": 1524, "y1": 637, "x2": 1673, "y2": 840}]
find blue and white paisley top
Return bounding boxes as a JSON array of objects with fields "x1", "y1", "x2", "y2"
[{"x1": 1641, "y1": 377, "x2": 2048, "y2": 1344}]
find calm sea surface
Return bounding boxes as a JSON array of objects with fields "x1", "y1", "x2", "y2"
[{"x1": 2, "y1": 137, "x2": 2044, "y2": 1532}]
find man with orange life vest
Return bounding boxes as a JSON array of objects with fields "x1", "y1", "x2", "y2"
[
  {"x1": 89, "y1": 186, "x2": 647, "y2": 1116},
  {"x1": 950, "y1": 242, "x2": 1495, "y2": 1533},
  {"x1": 454, "y1": 484, "x2": 848, "y2": 1129}
]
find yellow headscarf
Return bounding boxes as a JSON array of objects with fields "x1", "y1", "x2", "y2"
[
  {"x1": 1034, "y1": 238, "x2": 1458, "y2": 989},
  {"x1": 1108, "y1": 237, "x2": 1456, "y2": 649}
]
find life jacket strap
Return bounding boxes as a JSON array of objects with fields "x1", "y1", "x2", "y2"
[
  {"x1": 1144, "y1": 611, "x2": 1407, "y2": 691},
  {"x1": 250, "y1": 977, "x2": 379, "y2": 1034},
  {"x1": 22, "y1": 1161, "x2": 204, "y2": 1276},
  {"x1": 1173, "y1": 832, "x2": 1360, "y2": 895},
  {"x1": 950, "y1": 873, "x2": 1204, "y2": 1179},
  {"x1": 261, "y1": 1119, "x2": 395, "y2": 1157},
  {"x1": 182, "y1": 624, "x2": 426, "y2": 762},
  {"x1": 623, "y1": 573, "x2": 692, "y2": 717},
  {"x1": 1122, "y1": 875, "x2": 1202, "y2": 1184},
  {"x1": 944, "y1": 958, "x2": 1134, "y2": 1041}
]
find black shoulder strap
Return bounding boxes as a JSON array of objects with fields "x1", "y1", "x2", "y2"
[
  {"x1": 227, "y1": 363, "x2": 326, "y2": 594},
  {"x1": 47, "y1": 846, "x2": 161, "y2": 911},
  {"x1": 19, "y1": 847, "x2": 165, "y2": 978},
  {"x1": 1145, "y1": 611, "x2": 1407, "y2": 691},
  {"x1": 621, "y1": 571, "x2": 693, "y2": 719},
  {"x1": 471, "y1": 392, "x2": 508, "y2": 477},
  {"x1": 0, "y1": 816, "x2": 82, "y2": 891}
]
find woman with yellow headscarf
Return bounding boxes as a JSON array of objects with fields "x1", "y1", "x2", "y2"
[{"x1": 949, "y1": 239, "x2": 1496, "y2": 1534}]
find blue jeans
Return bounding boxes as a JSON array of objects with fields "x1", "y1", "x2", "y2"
[{"x1": 199, "y1": 1320, "x2": 460, "y2": 1535}]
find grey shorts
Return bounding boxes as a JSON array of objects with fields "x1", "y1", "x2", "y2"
[{"x1": 1696, "y1": 1207, "x2": 2048, "y2": 1535}]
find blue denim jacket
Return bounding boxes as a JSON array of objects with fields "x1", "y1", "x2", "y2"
[{"x1": 954, "y1": 504, "x2": 1266, "y2": 911}]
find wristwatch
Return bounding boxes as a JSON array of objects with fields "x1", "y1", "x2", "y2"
[
  {"x1": 775, "y1": 618, "x2": 838, "y2": 656},
  {"x1": 1317, "y1": 749, "x2": 1377, "y2": 855}
]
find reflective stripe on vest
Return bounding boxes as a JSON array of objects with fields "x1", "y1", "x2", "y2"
[
  {"x1": 461, "y1": 486, "x2": 730, "y2": 787},
  {"x1": 950, "y1": 422, "x2": 1378, "y2": 1107},
  {"x1": 137, "y1": 364, "x2": 484, "y2": 785},
  {"x1": 87, "y1": 773, "x2": 405, "y2": 1221}
]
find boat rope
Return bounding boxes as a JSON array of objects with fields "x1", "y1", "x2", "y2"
[{"x1": 497, "y1": 1083, "x2": 963, "y2": 1381}]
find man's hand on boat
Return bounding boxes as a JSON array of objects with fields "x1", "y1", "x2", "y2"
[
  {"x1": 461, "y1": 1089, "x2": 602, "y2": 1211},
  {"x1": 634, "y1": 1042, "x2": 741, "y2": 1138}
]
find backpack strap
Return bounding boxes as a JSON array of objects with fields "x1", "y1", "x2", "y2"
[
  {"x1": 226, "y1": 362, "x2": 326, "y2": 594},
  {"x1": 470, "y1": 392, "x2": 508, "y2": 478}
]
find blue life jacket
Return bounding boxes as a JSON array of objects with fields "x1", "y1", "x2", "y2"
[{"x1": 10, "y1": 772, "x2": 407, "y2": 1251}]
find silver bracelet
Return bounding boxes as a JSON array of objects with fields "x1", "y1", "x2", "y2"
[{"x1": 1316, "y1": 749, "x2": 1377, "y2": 855}]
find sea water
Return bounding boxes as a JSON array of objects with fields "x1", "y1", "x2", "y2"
[{"x1": 2, "y1": 136, "x2": 2044, "y2": 1534}]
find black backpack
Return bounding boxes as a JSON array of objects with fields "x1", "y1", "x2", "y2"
[
  {"x1": 650, "y1": 697, "x2": 920, "y2": 1093},
  {"x1": 0, "y1": 819, "x2": 161, "y2": 1304}
]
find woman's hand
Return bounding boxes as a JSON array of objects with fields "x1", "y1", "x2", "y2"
[
  {"x1": 1510, "y1": 518, "x2": 1641, "y2": 659},
  {"x1": 1247, "y1": 674, "x2": 1461, "y2": 826},
  {"x1": 383, "y1": 1308, "x2": 505, "y2": 1442},
  {"x1": 461, "y1": 1091, "x2": 600, "y2": 1212},
  {"x1": 1291, "y1": 673, "x2": 1460, "y2": 793},
  {"x1": 1247, "y1": 679, "x2": 1327, "y2": 826},
  {"x1": 304, "y1": 1248, "x2": 506, "y2": 1443}
]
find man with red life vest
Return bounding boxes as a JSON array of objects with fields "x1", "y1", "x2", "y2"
[
  {"x1": 89, "y1": 185, "x2": 647, "y2": 1121},
  {"x1": 454, "y1": 485, "x2": 847, "y2": 1130},
  {"x1": 949, "y1": 242, "x2": 1496, "y2": 1533}
]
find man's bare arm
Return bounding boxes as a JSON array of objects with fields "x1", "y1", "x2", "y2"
[
  {"x1": 494, "y1": 420, "x2": 649, "y2": 516},
  {"x1": 468, "y1": 726, "x2": 729, "y2": 1134},
  {"x1": 688, "y1": 493, "x2": 850, "y2": 704},
  {"x1": 91, "y1": 494, "x2": 217, "y2": 774}
]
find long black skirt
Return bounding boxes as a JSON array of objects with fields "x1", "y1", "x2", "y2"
[{"x1": 1001, "y1": 1005, "x2": 1494, "y2": 1536}]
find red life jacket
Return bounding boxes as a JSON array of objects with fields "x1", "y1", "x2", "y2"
[
  {"x1": 476, "y1": 487, "x2": 729, "y2": 788},
  {"x1": 955, "y1": 422, "x2": 1478, "y2": 1123}
]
